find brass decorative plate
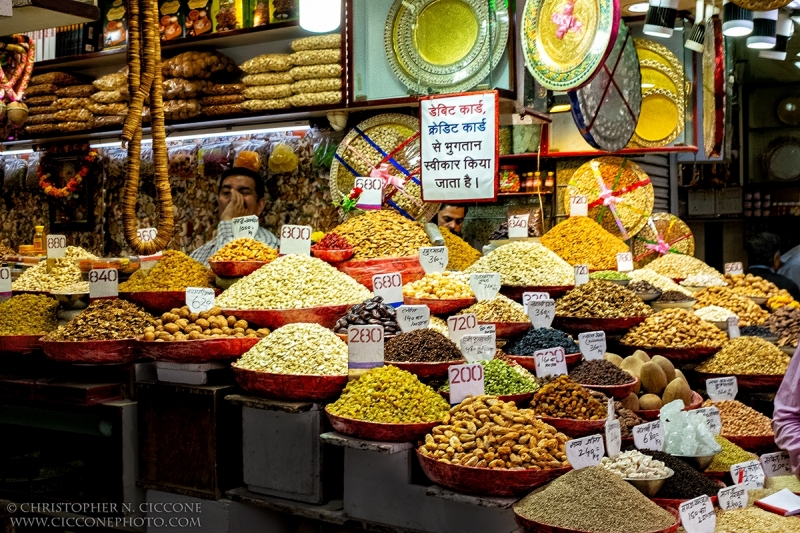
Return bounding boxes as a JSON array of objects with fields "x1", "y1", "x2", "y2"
[
  {"x1": 703, "y1": 15, "x2": 725, "y2": 158},
  {"x1": 731, "y1": 0, "x2": 792, "y2": 10},
  {"x1": 633, "y1": 213, "x2": 695, "y2": 269}
]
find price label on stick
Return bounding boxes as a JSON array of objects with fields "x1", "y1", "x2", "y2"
[
  {"x1": 137, "y1": 227, "x2": 158, "y2": 243},
  {"x1": 718, "y1": 485, "x2": 748, "y2": 511},
  {"x1": 507, "y1": 214, "x2": 529, "y2": 238},
  {"x1": 730, "y1": 460, "x2": 765, "y2": 489},
  {"x1": 0, "y1": 267, "x2": 10, "y2": 300},
  {"x1": 448, "y1": 363, "x2": 484, "y2": 404},
  {"x1": 616, "y1": 252, "x2": 634, "y2": 272},
  {"x1": 706, "y1": 376, "x2": 738, "y2": 401},
  {"x1": 469, "y1": 273, "x2": 500, "y2": 301},
  {"x1": 448, "y1": 313, "x2": 478, "y2": 345},
  {"x1": 478, "y1": 323, "x2": 496, "y2": 335},
  {"x1": 46, "y1": 234, "x2": 67, "y2": 259},
  {"x1": 279, "y1": 224, "x2": 312, "y2": 256},
  {"x1": 566, "y1": 434, "x2": 605, "y2": 470},
  {"x1": 725, "y1": 262, "x2": 744, "y2": 276},
  {"x1": 527, "y1": 299, "x2": 555, "y2": 329},
  {"x1": 354, "y1": 176, "x2": 384, "y2": 210},
  {"x1": 605, "y1": 419, "x2": 621, "y2": 458},
  {"x1": 522, "y1": 292, "x2": 550, "y2": 305},
  {"x1": 533, "y1": 346, "x2": 567, "y2": 378},
  {"x1": 396, "y1": 305, "x2": 430, "y2": 333},
  {"x1": 186, "y1": 287, "x2": 215, "y2": 313},
  {"x1": 372, "y1": 272, "x2": 403, "y2": 307},
  {"x1": 679, "y1": 495, "x2": 716, "y2": 533},
  {"x1": 419, "y1": 246, "x2": 448, "y2": 274},
  {"x1": 578, "y1": 331, "x2": 606, "y2": 361},
  {"x1": 231, "y1": 215, "x2": 259, "y2": 239},
  {"x1": 695, "y1": 407, "x2": 722, "y2": 435},
  {"x1": 460, "y1": 333, "x2": 496, "y2": 363},
  {"x1": 89, "y1": 268, "x2": 119, "y2": 300},
  {"x1": 633, "y1": 420, "x2": 664, "y2": 451},
  {"x1": 570, "y1": 194, "x2": 588, "y2": 217},
  {"x1": 727, "y1": 316, "x2": 740, "y2": 339},
  {"x1": 760, "y1": 451, "x2": 792, "y2": 477},
  {"x1": 574, "y1": 264, "x2": 589, "y2": 286},
  {"x1": 348, "y1": 325, "x2": 384, "y2": 370},
  {"x1": 138, "y1": 251, "x2": 163, "y2": 271}
]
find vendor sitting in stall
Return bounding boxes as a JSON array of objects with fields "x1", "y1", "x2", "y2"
[{"x1": 190, "y1": 151, "x2": 279, "y2": 266}]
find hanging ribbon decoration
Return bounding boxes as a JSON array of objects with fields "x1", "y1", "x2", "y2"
[{"x1": 590, "y1": 160, "x2": 629, "y2": 239}]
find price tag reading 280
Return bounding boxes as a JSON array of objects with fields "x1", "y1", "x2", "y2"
[
  {"x1": 279, "y1": 224, "x2": 312, "y2": 256},
  {"x1": 348, "y1": 324, "x2": 384, "y2": 370},
  {"x1": 448, "y1": 313, "x2": 478, "y2": 345},
  {"x1": 186, "y1": 287, "x2": 215, "y2": 313},
  {"x1": 46, "y1": 234, "x2": 67, "y2": 259},
  {"x1": 533, "y1": 346, "x2": 567, "y2": 378},
  {"x1": 89, "y1": 268, "x2": 119, "y2": 300},
  {"x1": 448, "y1": 363, "x2": 485, "y2": 404},
  {"x1": 372, "y1": 272, "x2": 403, "y2": 307}
]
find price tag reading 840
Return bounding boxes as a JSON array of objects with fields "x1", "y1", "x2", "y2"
[
  {"x1": 727, "y1": 316, "x2": 740, "y2": 339},
  {"x1": 448, "y1": 313, "x2": 478, "y2": 345},
  {"x1": 730, "y1": 460, "x2": 765, "y2": 489},
  {"x1": 578, "y1": 331, "x2": 606, "y2": 361},
  {"x1": 348, "y1": 325, "x2": 384, "y2": 370},
  {"x1": 469, "y1": 273, "x2": 500, "y2": 301},
  {"x1": 372, "y1": 272, "x2": 403, "y2": 307},
  {"x1": 566, "y1": 434, "x2": 604, "y2": 470},
  {"x1": 616, "y1": 252, "x2": 634, "y2": 272},
  {"x1": 522, "y1": 292, "x2": 550, "y2": 306},
  {"x1": 679, "y1": 495, "x2": 716, "y2": 533},
  {"x1": 419, "y1": 246, "x2": 448, "y2": 274},
  {"x1": 232, "y1": 215, "x2": 259, "y2": 239},
  {"x1": 396, "y1": 305, "x2": 430, "y2": 333},
  {"x1": 46, "y1": 234, "x2": 67, "y2": 259},
  {"x1": 633, "y1": 420, "x2": 664, "y2": 451},
  {"x1": 527, "y1": 299, "x2": 555, "y2": 329},
  {"x1": 186, "y1": 287, "x2": 215, "y2": 314},
  {"x1": 570, "y1": 194, "x2": 588, "y2": 217},
  {"x1": 533, "y1": 347, "x2": 567, "y2": 378},
  {"x1": 507, "y1": 214, "x2": 529, "y2": 239},
  {"x1": 0, "y1": 267, "x2": 11, "y2": 299},
  {"x1": 718, "y1": 485, "x2": 748, "y2": 511},
  {"x1": 354, "y1": 176, "x2": 384, "y2": 211},
  {"x1": 725, "y1": 262, "x2": 744, "y2": 276},
  {"x1": 137, "y1": 227, "x2": 158, "y2": 244},
  {"x1": 574, "y1": 264, "x2": 589, "y2": 286},
  {"x1": 605, "y1": 419, "x2": 621, "y2": 458},
  {"x1": 89, "y1": 268, "x2": 119, "y2": 300},
  {"x1": 695, "y1": 407, "x2": 721, "y2": 435},
  {"x1": 460, "y1": 334, "x2": 496, "y2": 363},
  {"x1": 448, "y1": 363, "x2": 485, "y2": 404},
  {"x1": 279, "y1": 224, "x2": 312, "y2": 256},
  {"x1": 706, "y1": 376, "x2": 738, "y2": 401},
  {"x1": 760, "y1": 451, "x2": 792, "y2": 477}
]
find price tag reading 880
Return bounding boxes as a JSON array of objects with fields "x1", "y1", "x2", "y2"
[
  {"x1": 0, "y1": 267, "x2": 10, "y2": 299},
  {"x1": 448, "y1": 313, "x2": 478, "y2": 345},
  {"x1": 633, "y1": 420, "x2": 664, "y2": 451},
  {"x1": 89, "y1": 268, "x2": 119, "y2": 300},
  {"x1": 46, "y1": 234, "x2": 67, "y2": 259},
  {"x1": 279, "y1": 224, "x2": 312, "y2": 256},
  {"x1": 679, "y1": 495, "x2": 716, "y2": 533},
  {"x1": 186, "y1": 287, "x2": 215, "y2": 314},
  {"x1": 533, "y1": 347, "x2": 567, "y2": 378},
  {"x1": 507, "y1": 214, "x2": 529, "y2": 238},
  {"x1": 372, "y1": 272, "x2": 403, "y2": 307},
  {"x1": 348, "y1": 325, "x2": 384, "y2": 371},
  {"x1": 566, "y1": 434, "x2": 605, "y2": 470},
  {"x1": 574, "y1": 264, "x2": 589, "y2": 286},
  {"x1": 448, "y1": 363, "x2": 484, "y2": 404}
]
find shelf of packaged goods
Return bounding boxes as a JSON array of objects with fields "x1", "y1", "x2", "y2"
[
  {"x1": 497, "y1": 191, "x2": 552, "y2": 196},
  {"x1": 502, "y1": 145, "x2": 699, "y2": 160},
  {"x1": 5, "y1": 0, "x2": 100, "y2": 35}
]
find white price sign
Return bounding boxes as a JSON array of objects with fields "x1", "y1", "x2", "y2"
[
  {"x1": 533, "y1": 346, "x2": 567, "y2": 378},
  {"x1": 574, "y1": 264, "x2": 589, "y2": 286},
  {"x1": 348, "y1": 325, "x2": 384, "y2": 370},
  {"x1": 186, "y1": 287, "x2": 215, "y2": 313},
  {"x1": 527, "y1": 299, "x2": 555, "y2": 329},
  {"x1": 725, "y1": 262, "x2": 744, "y2": 276},
  {"x1": 372, "y1": 272, "x2": 403, "y2": 307},
  {"x1": 232, "y1": 215, "x2": 259, "y2": 239},
  {"x1": 419, "y1": 246, "x2": 448, "y2": 274},
  {"x1": 633, "y1": 420, "x2": 664, "y2": 451},
  {"x1": 0, "y1": 267, "x2": 10, "y2": 299},
  {"x1": 354, "y1": 176, "x2": 384, "y2": 210},
  {"x1": 396, "y1": 305, "x2": 430, "y2": 333},
  {"x1": 279, "y1": 224, "x2": 312, "y2": 256},
  {"x1": 448, "y1": 313, "x2": 478, "y2": 345},
  {"x1": 89, "y1": 268, "x2": 119, "y2": 300},
  {"x1": 137, "y1": 227, "x2": 158, "y2": 243},
  {"x1": 679, "y1": 495, "x2": 716, "y2": 533},
  {"x1": 695, "y1": 407, "x2": 722, "y2": 435},
  {"x1": 478, "y1": 323, "x2": 496, "y2": 335},
  {"x1": 706, "y1": 376, "x2": 738, "y2": 401},
  {"x1": 138, "y1": 252, "x2": 163, "y2": 270},
  {"x1": 605, "y1": 419, "x2": 621, "y2": 458},
  {"x1": 761, "y1": 451, "x2": 792, "y2": 477},
  {"x1": 469, "y1": 273, "x2": 500, "y2": 301},
  {"x1": 578, "y1": 331, "x2": 606, "y2": 361},
  {"x1": 570, "y1": 194, "x2": 588, "y2": 217},
  {"x1": 730, "y1": 459, "x2": 766, "y2": 489},
  {"x1": 616, "y1": 252, "x2": 634, "y2": 272},
  {"x1": 46, "y1": 234, "x2": 67, "y2": 259},
  {"x1": 566, "y1": 434, "x2": 605, "y2": 470},
  {"x1": 522, "y1": 292, "x2": 550, "y2": 305},
  {"x1": 718, "y1": 485, "x2": 748, "y2": 511},
  {"x1": 460, "y1": 334, "x2": 496, "y2": 363},
  {"x1": 507, "y1": 214, "x2": 529, "y2": 238},
  {"x1": 448, "y1": 363, "x2": 485, "y2": 404},
  {"x1": 727, "y1": 316, "x2": 740, "y2": 339}
]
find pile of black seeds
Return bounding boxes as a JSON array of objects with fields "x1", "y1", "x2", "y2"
[
  {"x1": 570, "y1": 360, "x2": 636, "y2": 385},
  {"x1": 657, "y1": 290, "x2": 695, "y2": 303},
  {"x1": 505, "y1": 327, "x2": 579, "y2": 355},
  {"x1": 334, "y1": 296, "x2": 399, "y2": 335},
  {"x1": 740, "y1": 325, "x2": 776, "y2": 338},
  {"x1": 626, "y1": 448, "x2": 721, "y2": 499},
  {"x1": 384, "y1": 329, "x2": 464, "y2": 363}
]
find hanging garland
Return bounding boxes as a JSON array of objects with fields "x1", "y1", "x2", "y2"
[{"x1": 37, "y1": 144, "x2": 98, "y2": 198}]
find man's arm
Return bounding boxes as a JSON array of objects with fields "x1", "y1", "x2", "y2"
[
  {"x1": 773, "y1": 345, "x2": 800, "y2": 477},
  {"x1": 255, "y1": 227, "x2": 279, "y2": 249}
]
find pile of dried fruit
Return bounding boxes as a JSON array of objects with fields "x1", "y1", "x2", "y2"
[
  {"x1": 402, "y1": 271, "x2": 473, "y2": 300},
  {"x1": 621, "y1": 308, "x2": 727, "y2": 348},
  {"x1": 333, "y1": 296, "x2": 399, "y2": 336},
  {"x1": 330, "y1": 210, "x2": 430, "y2": 259},
  {"x1": 440, "y1": 226, "x2": 481, "y2": 271},
  {"x1": 724, "y1": 273, "x2": 781, "y2": 299},
  {"x1": 570, "y1": 360, "x2": 636, "y2": 386},
  {"x1": 235, "y1": 323, "x2": 347, "y2": 375},
  {"x1": 311, "y1": 232, "x2": 353, "y2": 252},
  {"x1": 767, "y1": 293, "x2": 799, "y2": 311},
  {"x1": 457, "y1": 294, "x2": 528, "y2": 323},
  {"x1": 600, "y1": 450, "x2": 670, "y2": 479},
  {"x1": 0, "y1": 294, "x2": 58, "y2": 335},
  {"x1": 120, "y1": 250, "x2": 215, "y2": 291},
  {"x1": 702, "y1": 399, "x2": 775, "y2": 437},
  {"x1": 628, "y1": 269, "x2": 693, "y2": 296},
  {"x1": 556, "y1": 280, "x2": 652, "y2": 318},
  {"x1": 532, "y1": 375, "x2": 607, "y2": 419},
  {"x1": 646, "y1": 254, "x2": 723, "y2": 280},
  {"x1": 45, "y1": 299, "x2": 155, "y2": 341},
  {"x1": 209, "y1": 238, "x2": 279, "y2": 262},
  {"x1": 145, "y1": 306, "x2": 269, "y2": 341},
  {"x1": 693, "y1": 305, "x2": 737, "y2": 322},
  {"x1": 681, "y1": 273, "x2": 727, "y2": 288},
  {"x1": 506, "y1": 327, "x2": 579, "y2": 355},
  {"x1": 384, "y1": 329, "x2": 463, "y2": 363},
  {"x1": 13, "y1": 246, "x2": 97, "y2": 292},
  {"x1": 764, "y1": 306, "x2": 800, "y2": 348},
  {"x1": 464, "y1": 241, "x2": 574, "y2": 287},
  {"x1": 541, "y1": 217, "x2": 629, "y2": 271},
  {"x1": 692, "y1": 286, "x2": 769, "y2": 326},
  {"x1": 696, "y1": 336, "x2": 790, "y2": 375}
]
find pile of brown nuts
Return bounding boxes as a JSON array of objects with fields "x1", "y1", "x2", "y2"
[
  {"x1": 46, "y1": 299, "x2": 155, "y2": 341},
  {"x1": 145, "y1": 306, "x2": 269, "y2": 341},
  {"x1": 621, "y1": 308, "x2": 727, "y2": 348},
  {"x1": 333, "y1": 296, "x2": 399, "y2": 336},
  {"x1": 556, "y1": 280, "x2": 652, "y2": 319}
]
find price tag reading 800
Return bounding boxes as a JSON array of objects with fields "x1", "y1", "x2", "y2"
[
  {"x1": 507, "y1": 214, "x2": 529, "y2": 239},
  {"x1": 448, "y1": 363, "x2": 485, "y2": 404},
  {"x1": 279, "y1": 224, "x2": 312, "y2": 256},
  {"x1": 0, "y1": 267, "x2": 10, "y2": 299},
  {"x1": 574, "y1": 264, "x2": 589, "y2": 286},
  {"x1": 137, "y1": 227, "x2": 158, "y2": 243},
  {"x1": 447, "y1": 313, "x2": 478, "y2": 345},
  {"x1": 372, "y1": 272, "x2": 403, "y2": 307},
  {"x1": 89, "y1": 268, "x2": 119, "y2": 300},
  {"x1": 186, "y1": 287, "x2": 215, "y2": 314},
  {"x1": 46, "y1": 234, "x2": 67, "y2": 259},
  {"x1": 533, "y1": 346, "x2": 567, "y2": 378}
]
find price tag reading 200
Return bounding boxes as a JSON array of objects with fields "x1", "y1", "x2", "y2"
[
  {"x1": 186, "y1": 287, "x2": 215, "y2": 313},
  {"x1": 89, "y1": 268, "x2": 119, "y2": 300},
  {"x1": 372, "y1": 272, "x2": 403, "y2": 307},
  {"x1": 448, "y1": 363, "x2": 485, "y2": 404},
  {"x1": 279, "y1": 224, "x2": 312, "y2": 256}
]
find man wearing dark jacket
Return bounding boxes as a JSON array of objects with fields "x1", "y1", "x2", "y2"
[{"x1": 745, "y1": 233, "x2": 800, "y2": 300}]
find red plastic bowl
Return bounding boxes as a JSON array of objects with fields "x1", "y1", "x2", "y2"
[
  {"x1": 536, "y1": 416, "x2": 607, "y2": 438},
  {"x1": 388, "y1": 360, "x2": 466, "y2": 380},
  {"x1": 138, "y1": 336, "x2": 261, "y2": 363},
  {"x1": 722, "y1": 434, "x2": 777, "y2": 453},
  {"x1": 41, "y1": 338, "x2": 136, "y2": 364},
  {"x1": 514, "y1": 502, "x2": 680, "y2": 533},
  {"x1": 311, "y1": 248, "x2": 354, "y2": 263},
  {"x1": 506, "y1": 353, "x2": 581, "y2": 373},
  {"x1": 553, "y1": 316, "x2": 648, "y2": 334},
  {"x1": 652, "y1": 495, "x2": 719, "y2": 508},
  {"x1": 0, "y1": 334, "x2": 44, "y2": 354},
  {"x1": 416, "y1": 449, "x2": 571, "y2": 496},
  {"x1": 480, "y1": 321, "x2": 530, "y2": 339},
  {"x1": 325, "y1": 406, "x2": 441, "y2": 442},
  {"x1": 692, "y1": 371, "x2": 785, "y2": 392},
  {"x1": 439, "y1": 389, "x2": 534, "y2": 406},
  {"x1": 120, "y1": 290, "x2": 221, "y2": 315},
  {"x1": 222, "y1": 304, "x2": 354, "y2": 329},
  {"x1": 633, "y1": 391, "x2": 704, "y2": 421},
  {"x1": 233, "y1": 366, "x2": 347, "y2": 402},
  {"x1": 500, "y1": 285, "x2": 574, "y2": 302},
  {"x1": 403, "y1": 297, "x2": 477, "y2": 315},
  {"x1": 579, "y1": 377, "x2": 639, "y2": 400},
  {"x1": 208, "y1": 260, "x2": 269, "y2": 278},
  {"x1": 619, "y1": 343, "x2": 721, "y2": 364}
]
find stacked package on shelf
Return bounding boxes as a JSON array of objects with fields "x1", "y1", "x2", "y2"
[
  {"x1": 88, "y1": 72, "x2": 129, "y2": 128},
  {"x1": 200, "y1": 83, "x2": 246, "y2": 117},
  {"x1": 287, "y1": 33, "x2": 342, "y2": 107},
  {"x1": 161, "y1": 50, "x2": 240, "y2": 121},
  {"x1": 240, "y1": 54, "x2": 294, "y2": 112},
  {"x1": 25, "y1": 72, "x2": 91, "y2": 135}
]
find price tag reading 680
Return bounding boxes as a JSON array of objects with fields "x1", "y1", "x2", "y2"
[
  {"x1": 279, "y1": 224, "x2": 312, "y2": 256},
  {"x1": 89, "y1": 268, "x2": 119, "y2": 300},
  {"x1": 372, "y1": 272, "x2": 403, "y2": 307}
]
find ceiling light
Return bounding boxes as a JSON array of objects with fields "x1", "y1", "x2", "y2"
[
  {"x1": 760, "y1": 11, "x2": 793, "y2": 59},
  {"x1": 299, "y1": 0, "x2": 341, "y2": 33},
  {"x1": 685, "y1": 0, "x2": 710, "y2": 52},
  {"x1": 747, "y1": 9, "x2": 778, "y2": 48},
  {"x1": 627, "y1": 2, "x2": 650, "y2": 12},
  {"x1": 644, "y1": 0, "x2": 680, "y2": 38},
  {"x1": 723, "y1": 0, "x2": 753, "y2": 36}
]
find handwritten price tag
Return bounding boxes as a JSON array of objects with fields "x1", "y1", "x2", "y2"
[
  {"x1": 372, "y1": 272, "x2": 403, "y2": 307},
  {"x1": 679, "y1": 495, "x2": 716, "y2": 533},
  {"x1": 89, "y1": 268, "x2": 119, "y2": 300},
  {"x1": 507, "y1": 214, "x2": 529, "y2": 239},
  {"x1": 566, "y1": 434, "x2": 605, "y2": 469},
  {"x1": 522, "y1": 292, "x2": 550, "y2": 305},
  {"x1": 279, "y1": 224, "x2": 312, "y2": 256},
  {"x1": 761, "y1": 451, "x2": 792, "y2": 477},
  {"x1": 419, "y1": 246, "x2": 448, "y2": 274},
  {"x1": 186, "y1": 287, "x2": 215, "y2": 313},
  {"x1": 397, "y1": 305, "x2": 430, "y2": 333},
  {"x1": 527, "y1": 299, "x2": 555, "y2": 329},
  {"x1": 605, "y1": 419, "x2": 621, "y2": 457},
  {"x1": 469, "y1": 273, "x2": 500, "y2": 301},
  {"x1": 725, "y1": 262, "x2": 744, "y2": 276},
  {"x1": 348, "y1": 325, "x2": 384, "y2": 370},
  {"x1": 727, "y1": 316, "x2": 740, "y2": 339},
  {"x1": 533, "y1": 346, "x2": 567, "y2": 378},
  {"x1": 460, "y1": 334, "x2": 496, "y2": 363},
  {"x1": 448, "y1": 363, "x2": 485, "y2": 404},
  {"x1": 448, "y1": 313, "x2": 478, "y2": 345},
  {"x1": 232, "y1": 215, "x2": 259, "y2": 239},
  {"x1": 578, "y1": 331, "x2": 606, "y2": 361},
  {"x1": 478, "y1": 323, "x2": 496, "y2": 335},
  {"x1": 695, "y1": 407, "x2": 722, "y2": 435},
  {"x1": 616, "y1": 252, "x2": 634, "y2": 272},
  {"x1": 354, "y1": 176, "x2": 384, "y2": 210},
  {"x1": 718, "y1": 485, "x2": 748, "y2": 511},
  {"x1": 574, "y1": 264, "x2": 589, "y2": 286},
  {"x1": 46, "y1": 234, "x2": 67, "y2": 259},
  {"x1": 570, "y1": 194, "x2": 588, "y2": 217},
  {"x1": 730, "y1": 459, "x2": 765, "y2": 489},
  {"x1": 633, "y1": 420, "x2": 664, "y2": 451},
  {"x1": 137, "y1": 227, "x2": 158, "y2": 243},
  {"x1": 706, "y1": 376, "x2": 738, "y2": 401},
  {"x1": 0, "y1": 267, "x2": 10, "y2": 299}
]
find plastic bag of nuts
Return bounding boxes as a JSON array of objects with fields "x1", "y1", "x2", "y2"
[
  {"x1": 199, "y1": 94, "x2": 245, "y2": 106},
  {"x1": 291, "y1": 34, "x2": 341, "y2": 52},
  {"x1": 241, "y1": 98, "x2": 290, "y2": 111},
  {"x1": 54, "y1": 85, "x2": 96, "y2": 98},
  {"x1": 290, "y1": 49, "x2": 341, "y2": 66},
  {"x1": 162, "y1": 50, "x2": 239, "y2": 80},
  {"x1": 28, "y1": 105, "x2": 58, "y2": 116},
  {"x1": 58, "y1": 121, "x2": 94, "y2": 132},
  {"x1": 202, "y1": 104, "x2": 243, "y2": 116},
  {"x1": 86, "y1": 102, "x2": 128, "y2": 115},
  {"x1": 163, "y1": 78, "x2": 208, "y2": 100},
  {"x1": 27, "y1": 113, "x2": 58, "y2": 125},
  {"x1": 94, "y1": 115, "x2": 126, "y2": 128},
  {"x1": 25, "y1": 95, "x2": 58, "y2": 106},
  {"x1": 25, "y1": 84, "x2": 59, "y2": 97},
  {"x1": 243, "y1": 84, "x2": 292, "y2": 100},
  {"x1": 203, "y1": 83, "x2": 245, "y2": 95},
  {"x1": 290, "y1": 78, "x2": 341, "y2": 94},
  {"x1": 290, "y1": 64, "x2": 342, "y2": 80},
  {"x1": 242, "y1": 72, "x2": 294, "y2": 86},
  {"x1": 25, "y1": 124, "x2": 59, "y2": 135},
  {"x1": 93, "y1": 72, "x2": 127, "y2": 91},
  {"x1": 91, "y1": 89, "x2": 130, "y2": 103},
  {"x1": 163, "y1": 99, "x2": 201, "y2": 120},
  {"x1": 54, "y1": 108, "x2": 93, "y2": 122},
  {"x1": 288, "y1": 91, "x2": 341, "y2": 107},
  {"x1": 240, "y1": 54, "x2": 293, "y2": 74},
  {"x1": 30, "y1": 72, "x2": 84, "y2": 86},
  {"x1": 52, "y1": 97, "x2": 91, "y2": 110},
  {"x1": 168, "y1": 144, "x2": 198, "y2": 179}
]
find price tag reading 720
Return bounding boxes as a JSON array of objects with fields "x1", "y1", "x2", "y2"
[
  {"x1": 633, "y1": 420, "x2": 664, "y2": 451},
  {"x1": 448, "y1": 363, "x2": 485, "y2": 404},
  {"x1": 448, "y1": 313, "x2": 478, "y2": 345},
  {"x1": 679, "y1": 495, "x2": 716, "y2": 533},
  {"x1": 527, "y1": 299, "x2": 555, "y2": 329},
  {"x1": 372, "y1": 272, "x2": 403, "y2": 307},
  {"x1": 279, "y1": 224, "x2": 312, "y2": 256},
  {"x1": 46, "y1": 234, "x2": 67, "y2": 259},
  {"x1": 574, "y1": 264, "x2": 589, "y2": 286},
  {"x1": 89, "y1": 268, "x2": 119, "y2": 300},
  {"x1": 533, "y1": 347, "x2": 567, "y2": 378},
  {"x1": 566, "y1": 434, "x2": 605, "y2": 470},
  {"x1": 570, "y1": 194, "x2": 588, "y2": 217},
  {"x1": 186, "y1": 287, "x2": 215, "y2": 313}
]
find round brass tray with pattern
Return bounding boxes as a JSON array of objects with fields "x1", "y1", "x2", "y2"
[
  {"x1": 640, "y1": 59, "x2": 680, "y2": 94},
  {"x1": 565, "y1": 156, "x2": 654, "y2": 239},
  {"x1": 731, "y1": 0, "x2": 791, "y2": 11},
  {"x1": 633, "y1": 213, "x2": 695, "y2": 268},
  {"x1": 704, "y1": 15, "x2": 725, "y2": 158},
  {"x1": 329, "y1": 114, "x2": 440, "y2": 223}
]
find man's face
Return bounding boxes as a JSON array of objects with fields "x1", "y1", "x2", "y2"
[
  {"x1": 437, "y1": 206, "x2": 466, "y2": 235},
  {"x1": 218, "y1": 174, "x2": 266, "y2": 218}
]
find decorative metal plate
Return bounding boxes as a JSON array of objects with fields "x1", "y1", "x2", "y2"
[
  {"x1": 764, "y1": 137, "x2": 800, "y2": 181},
  {"x1": 630, "y1": 88, "x2": 684, "y2": 147},
  {"x1": 731, "y1": 0, "x2": 792, "y2": 10},
  {"x1": 640, "y1": 59, "x2": 679, "y2": 94},
  {"x1": 568, "y1": 21, "x2": 641, "y2": 152},
  {"x1": 522, "y1": 0, "x2": 620, "y2": 91},
  {"x1": 633, "y1": 213, "x2": 695, "y2": 269},
  {"x1": 703, "y1": 15, "x2": 725, "y2": 158}
]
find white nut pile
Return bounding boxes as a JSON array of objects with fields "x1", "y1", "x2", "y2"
[
  {"x1": 628, "y1": 269, "x2": 693, "y2": 297},
  {"x1": 13, "y1": 246, "x2": 97, "y2": 292},
  {"x1": 600, "y1": 450, "x2": 671, "y2": 479},
  {"x1": 234, "y1": 323, "x2": 347, "y2": 375},
  {"x1": 682, "y1": 273, "x2": 728, "y2": 288},
  {"x1": 216, "y1": 254, "x2": 372, "y2": 310},
  {"x1": 464, "y1": 242, "x2": 574, "y2": 287},
  {"x1": 694, "y1": 305, "x2": 737, "y2": 322}
]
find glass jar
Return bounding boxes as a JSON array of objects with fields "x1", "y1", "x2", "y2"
[
  {"x1": 33, "y1": 225, "x2": 45, "y2": 254},
  {"x1": 545, "y1": 171, "x2": 555, "y2": 190},
  {"x1": 499, "y1": 165, "x2": 520, "y2": 193}
]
